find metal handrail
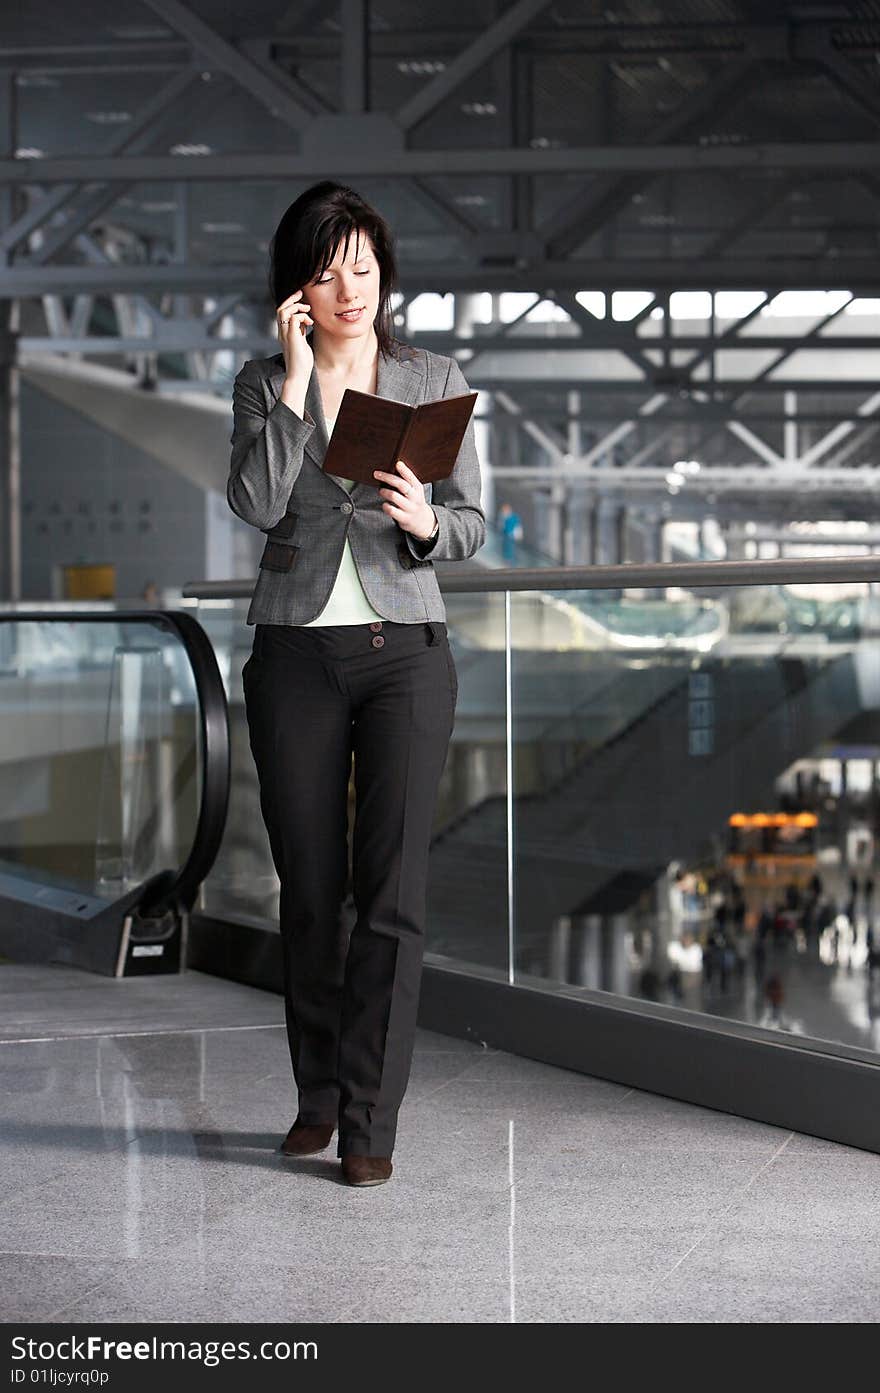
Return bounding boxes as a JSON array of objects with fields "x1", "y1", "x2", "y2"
[
  {"x1": 0, "y1": 609, "x2": 230, "y2": 919},
  {"x1": 182, "y1": 554, "x2": 880, "y2": 600}
]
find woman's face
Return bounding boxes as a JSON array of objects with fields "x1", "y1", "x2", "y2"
[{"x1": 305, "y1": 229, "x2": 381, "y2": 346}]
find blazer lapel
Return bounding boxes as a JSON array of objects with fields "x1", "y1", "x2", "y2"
[{"x1": 265, "y1": 341, "x2": 425, "y2": 498}]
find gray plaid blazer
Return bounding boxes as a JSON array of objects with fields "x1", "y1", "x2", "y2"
[{"x1": 227, "y1": 339, "x2": 485, "y2": 626}]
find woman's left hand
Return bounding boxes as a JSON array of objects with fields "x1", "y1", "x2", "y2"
[{"x1": 374, "y1": 460, "x2": 436, "y2": 540}]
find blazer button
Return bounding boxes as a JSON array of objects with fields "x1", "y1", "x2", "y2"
[
  {"x1": 369, "y1": 621, "x2": 383, "y2": 632},
  {"x1": 371, "y1": 635, "x2": 385, "y2": 648},
  {"x1": 341, "y1": 501, "x2": 353, "y2": 514}
]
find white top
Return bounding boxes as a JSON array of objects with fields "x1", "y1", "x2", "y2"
[{"x1": 301, "y1": 412, "x2": 387, "y2": 627}]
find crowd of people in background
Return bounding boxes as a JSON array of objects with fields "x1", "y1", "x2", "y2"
[{"x1": 646, "y1": 863, "x2": 880, "y2": 1028}]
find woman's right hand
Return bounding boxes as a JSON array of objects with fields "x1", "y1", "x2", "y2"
[{"x1": 276, "y1": 290, "x2": 314, "y2": 382}]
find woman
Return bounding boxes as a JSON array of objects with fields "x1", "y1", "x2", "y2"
[{"x1": 228, "y1": 181, "x2": 485, "y2": 1187}]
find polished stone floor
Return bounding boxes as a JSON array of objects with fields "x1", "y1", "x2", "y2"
[{"x1": 1, "y1": 961, "x2": 878, "y2": 1324}]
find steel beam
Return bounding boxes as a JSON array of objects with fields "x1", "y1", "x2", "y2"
[
  {"x1": 8, "y1": 21, "x2": 880, "y2": 69},
  {"x1": 540, "y1": 55, "x2": 760, "y2": 258},
  {"x1": 138, "y1": 0, "x2": 314, "y2": 131},
  {"x1": 0, "y1": 300, "x2": 20, "y2": 601},
  {"x1": 7, "y1": 262, "x2": 880, "y2": 297},
  {"x1": 341, "y1": 1, "x2": 369, "y2": 115},
  {"x1": 395, "y1": 0, "x2": 553, "y2": 131},
  {"x1": 7, "y1": 140, "x2": 880, "y2": 185}
]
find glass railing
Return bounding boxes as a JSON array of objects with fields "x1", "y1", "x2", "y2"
[
  {"x1": 184, "y1": 555, "x2": 880, "y2": 1061},
  {"x1": 728, "y1": 583, "x2": 876, "y2": 640},
  {"x1": 0, "y1": 608, "x2": 229, "y2": 975},
  {"x1": 480, "y1": 522, "x2": 727, "y2": 647}
]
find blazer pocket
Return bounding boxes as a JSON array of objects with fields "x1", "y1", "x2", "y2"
[{"x1": 259, "y1": 540, "x2": 299, "y2": 572}]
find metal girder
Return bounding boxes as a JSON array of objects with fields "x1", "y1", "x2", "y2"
[
  {"x1": 493, "y1": 388, "x2": 566, "y2": 460},
  {"x1": 726, "y1": 420, "x2": 782, "y2": 467},
  {"x1": 700, "y1": 177, "x2": 802, "y2": 259},
  {"x1": 420, "y1": 333, "x2": 880, "y2": 352},
  {"x1": 716, "y1": 295, "x2": 857, "y2": 455},
  {"x1": 138, "y1": 0, "x2": 315, "y2": 131},
  {"x1": 201, "y1": 294, "x2": 245, "y2": 331},
  {"x1": 797, "y1": 391, "x2": 880, "y2": 468},
  {"x1": 7, "y1": 140, "x2": 880, "y2": 186},
  {"x1": 395, "y1": 0, "x2": 553, "y2": 131},
  {"x1": 750, "y1": 295, "x2": 855, "y2": 382},
  {"x1": 0, "y1": 67, "x2": 201, "y2": 256},
  {"x1": 565, "y1": 394, "x2": 668, "y2": 470},
  {"x1": 6, "y1": 21, "x2": 878, "y2": 69},
  {"x1": 818, "y1": 422, "x2": 880, "y2": 472},
  {"x1": 539, "y1": 54, "x2": 761, "y2": 259},
  {"x1": 726, "y1": 527, "x2": 880, "y2": 544},
  {"x1": 236, "y1": 37, "x2": 332, "y2": 118},
  {"x1": 486, "y1": 380, "x2": 880, "y2": 394},
  {"x1": 541, "y1": 290, "x2": 659, "y2": 379},
  {"x1": 13, "y1": 333, "x2": 880, "y2": 396},
  {"x1": 803, "y1": 35, "x2": 880, "y2": 129},
  {"x1": 405, "y1": 177, "x2": 480, "y2": 239},
  {"x1": 26, "y1": 182, "x2": 137, "y2": 266},
  {"x1": 620, "y1": 428, "x2": 678, "y2": 471},
  {"x1": 482, "y1": 465, "x2": 880, "y2": 492},
  {"x1": 677, "y1": 292, "x2": 772, "y2": 378},
  {"x1": 458, "y1": 295, "x2": 552, "y2": 366},
  {"x1": 341, "y1": 0, "x2": 369, "y2": 115},
  {"x1": 7, "y1": 260, "x2": 880, "y2": 297},
  {"x1": 494, "y1": 383, "x2": 669, "y2": 475}
]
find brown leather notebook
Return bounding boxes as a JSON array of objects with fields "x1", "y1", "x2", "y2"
[{"x1": 321, "y1": 388, "x2": 478, "y2": 487}]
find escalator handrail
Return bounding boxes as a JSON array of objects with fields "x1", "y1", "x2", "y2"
[{"x1": 1, "y1": 608, "x2": 230, "y2": 918}]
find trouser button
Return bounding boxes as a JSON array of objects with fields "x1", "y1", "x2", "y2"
[{"x1": 369, "y1": 621, "x2": 383, "y2": 632}]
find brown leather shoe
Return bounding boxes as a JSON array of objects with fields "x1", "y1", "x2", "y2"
[
  {"x1": 279, "y1": 1118, "x2": 335, "y2": 1157},
  {"x1": 341, "y1": 1154, "x2": 393, "y2": 1186}
]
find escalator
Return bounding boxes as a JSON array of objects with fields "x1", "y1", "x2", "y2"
[{"x1": 0, "y1": 610, "x2": 229, "y2": 976}]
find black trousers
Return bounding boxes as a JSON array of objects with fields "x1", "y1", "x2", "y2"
[{"x1": 242, "y1": 617, "x2": 457, "y2": 1157}]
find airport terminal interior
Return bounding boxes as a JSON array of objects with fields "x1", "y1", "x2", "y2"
[{"x1": 2, "y1": 0, "x2": 880, "y2": 1324}]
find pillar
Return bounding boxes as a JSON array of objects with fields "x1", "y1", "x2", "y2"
[
  {"x1": 570, "y1": 914, "x2": 601, "y2": 989},
  {"x1": 0, "y1": 298, "x2": 20, "y2": 601}
]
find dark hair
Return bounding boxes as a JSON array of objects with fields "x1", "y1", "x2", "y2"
[{"x1": 268, "y1": 180, "x2": 403, "y2": 361}]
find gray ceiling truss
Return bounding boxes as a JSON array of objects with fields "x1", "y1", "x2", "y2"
[{"x1": 2, "y1": 2, "x2": 880, "y2": 509}]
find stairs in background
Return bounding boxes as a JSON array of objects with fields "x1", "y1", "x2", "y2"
[{"x1": 425, "y1": 652, "x2": 865, "y2": 971}]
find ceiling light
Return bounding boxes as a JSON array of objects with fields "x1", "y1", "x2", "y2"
[
  {"x1": 15, "y1": 73, "x2": 59, "y2": 87},
  {"x1": 201, "y1": 221, "x2": 245, "y2": 234},
  {"x1": 109, "y1": 24, "x2": 172, "y2": 38},
  {"x1": 86, "y1": 110, "x2": 132, "y2": 124},
  {"x1": 14, "y1": 147, "x2": 45, "y2": 159},
  {"x1": 140, "y1": 200, "x2": 177, "y2": 213},
  {"x1": 397, "y1": 60, "x2": 446, "y2": 74},
  {"x1": 169, "y1": 143, "x2": 212, "y2": 156},
  {"x1": 461, "y1": 102, "x2": 497, "y2": 116},
  {"x1": 698, "y1": 132, "x2": 746, "y2": 145}
]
